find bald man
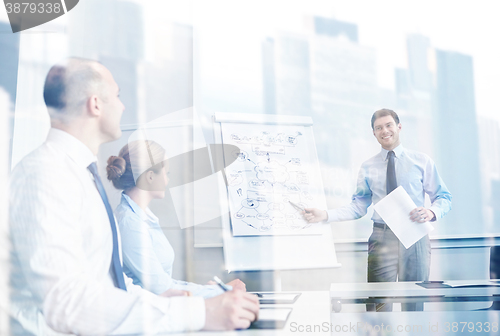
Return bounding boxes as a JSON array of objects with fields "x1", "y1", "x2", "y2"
[{"x1": 9, "y1": 58, "x2": 259, "y2": 335}]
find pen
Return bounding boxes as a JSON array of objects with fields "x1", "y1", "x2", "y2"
[
  {"x1": 213, "y1": 276, "x2": 231, "y2": 292},
  {"x1": 289, "y1": 201, "x2": 310, "y2": 213}
]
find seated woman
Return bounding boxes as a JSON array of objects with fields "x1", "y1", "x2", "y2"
[{"x1": 107, "y1": 140, "x2": 244, "y2": 298}]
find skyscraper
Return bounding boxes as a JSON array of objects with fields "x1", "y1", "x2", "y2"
[
  {"x1": 143, "y1": 22, "x2": 194, "y2": 121},
  {"x1": 435, "y1": 49, "x2": 483, "y2": 233},
  {"x1": 262, "y1": 37, "x2": 276, "y2": 115},
  {"x1": 308, "y1": 17, "x2": 377, "y2": 167},
  {"x1": 0, "y1": 22, "x2": 20, "y2": 106},
  {"x1": 69, "y1": 0, "x2": 145, "y2": 125},
  {"x1": 393, "y1": 34, "x2": 436, "y2": 159},
  {"x1": 260, "y1": 16, "x2": 378, "y2": 223},
  {"x1": 313, "y1": 16, "x2": 358, "y2": 43},
  {"x1": 395, "y1": 67, "x2": 411, "y2": 97},
  {"x1": 407, "y1": 34, "x2": 432, "y2": 93},
  {"x1": 0, "y1": 21, "x2": 20, "y2": 164},
  {"x1": 274, "y1": 33, "x2": 312, "y2": 117},
  {"x1": 478, "y1": 117, "x2": 500, "y2": 229},
  {"x1": 260, "y1": 17, "x2": 379, "y2": 242}
]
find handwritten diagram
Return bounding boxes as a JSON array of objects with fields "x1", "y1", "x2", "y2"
[{"x1": 221, "y1": 123, "x2": 326, "y2": 236}]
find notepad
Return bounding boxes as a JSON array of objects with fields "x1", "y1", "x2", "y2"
[
  {"x1": 249, "y1": 308, "x2": 292, "y2": 329},
  {"x1": 417, "y1": 281, "x2": 500, "y2": 289},
  {"x1": 253, "y1": 292, "x2": 301, "y2": 304},
  {"x1": 452, "y1": 284, "x2": 500, "y2": 288},
  {"x1": 417, "y1": 282, "x2": 452, "y2": 289}
]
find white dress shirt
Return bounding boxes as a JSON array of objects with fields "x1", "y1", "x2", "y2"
[
  {"x1": 327, "y1": 144, "x2": 452, "y2": 223},
  {"x1": 9, "y1": 128, "x2": 205, "y2": 335}
]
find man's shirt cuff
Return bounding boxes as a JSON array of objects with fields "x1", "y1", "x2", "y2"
[
  {"x1": 326, "y1": 209, "x2": 338, "y2": 223},
  {"x1": 428, "y1": 206, "x2": 441, "y2": 221},
  {"x1": 167, "y1": 296, "x2": 205, "y2": 331}
]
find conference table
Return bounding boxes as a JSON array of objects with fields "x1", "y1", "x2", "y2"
[
  {"x1": 166, "y1": 292, "x2": 330, "y2": 336},
  {"x1": 162, "y1": 285, "x2": 499, "y2": 336},
  {"x1": 330, "y1": 279, "x2": 500, "y2": 313}
]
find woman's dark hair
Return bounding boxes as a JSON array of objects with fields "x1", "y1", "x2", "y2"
[{"x1": 107, "y1": 141, "x2": 165, "y2": 190}]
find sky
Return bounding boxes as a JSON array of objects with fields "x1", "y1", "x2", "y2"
[{"x1": 2, "y1": 0, "x2": 499, "y2": 119}]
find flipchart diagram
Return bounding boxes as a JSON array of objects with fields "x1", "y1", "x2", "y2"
[{"x1": 221, "y1": 123, "x2": 326, "y2": 236}]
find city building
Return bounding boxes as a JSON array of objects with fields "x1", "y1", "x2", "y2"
[{"x1": 435, "y1": 49, "x2": 483, "y2": 233}]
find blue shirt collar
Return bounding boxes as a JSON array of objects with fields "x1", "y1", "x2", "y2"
[
  {"x1": 121, "y1": 193, "x2": 159, "y2": 224},
  {"x1": 380, "y1": 143, "x2": 404, "y2": 161}
]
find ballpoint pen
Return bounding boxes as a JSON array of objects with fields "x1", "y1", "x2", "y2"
[
  {"x1": 213, "y1": 276, "x2": 231, "y2": 291},
  {"x1": 289, "y1": 200, "x2": 310, "y2": 213}
]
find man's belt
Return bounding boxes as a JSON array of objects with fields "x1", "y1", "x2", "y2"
[{"x1": 373, "y1": 222, "x2": 388, "y2": 229}]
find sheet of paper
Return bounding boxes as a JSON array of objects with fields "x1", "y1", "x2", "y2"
[
  {"x1": 257, "y1": 308, "x2": 292, "y2": 321},
  {"x1": 373, "y1": 186, "x2": 434, "y2": 249},
  {"x1": 259, "y1": 294, "x2": 299, "y2": 301},
  {"x1": 221, "y1": 123, "x2": 327, "y2": 236}
]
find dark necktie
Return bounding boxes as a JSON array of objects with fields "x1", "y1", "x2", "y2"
[
  {"x1": 386, "y1": 151, "x2": 397, "y2": 195},
  {"x1": 88, "y1": 162, "x2": 127, "y2": 290}
]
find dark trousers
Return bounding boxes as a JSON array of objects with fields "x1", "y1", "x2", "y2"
[
  {"x1": 490, "y1": 246, "x2": 500, "y2": 310},
  {"x1": 367, "y1": 224, "x2": 431, "y2": 311}
]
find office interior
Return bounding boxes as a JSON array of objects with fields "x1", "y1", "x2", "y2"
[{"x1": 1, "y1": 0, "x2": 500, "y2": 328}]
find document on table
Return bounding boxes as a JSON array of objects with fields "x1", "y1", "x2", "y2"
[
  {"x1": 258, "y1": 308, "x2": 292, "y2": 320},
  {"x1": 373, "y1": 186, "x2": 434, "y2": 249}
]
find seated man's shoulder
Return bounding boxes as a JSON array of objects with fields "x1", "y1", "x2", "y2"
[
  {"x1": 10, "y1": 142, "x2": 80, "y2": 190},
  {"x1": 13, "y1": 142, "x2": 64, "y2": 171}
]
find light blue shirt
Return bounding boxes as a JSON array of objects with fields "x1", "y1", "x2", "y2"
[
  {"x1": 115, "y1": 193, "x2": 225, "y2": 298},
  {"x1": 327, "y1": 144, "x2": 452, "y2": 223}
]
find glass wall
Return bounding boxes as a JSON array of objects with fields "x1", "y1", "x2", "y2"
[{"x1": 2, "y1": 0, "x2": 500, "y2": 330}]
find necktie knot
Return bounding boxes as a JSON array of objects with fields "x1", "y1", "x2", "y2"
[{"x1": 387, "y1": 150, "x2": 395, "y2": 160}]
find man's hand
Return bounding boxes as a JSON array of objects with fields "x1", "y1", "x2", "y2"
[
  {"x1": 409, "y1": 207, "x2": 435, "y2": 223},
  {"x1": 302, "y1": 208, "x2": 328, "y2": 223},
  {"x1": 159, "y1": 288, "x2": 192, "y2": 297},
  {"x1": 226, "y1": 279, "x2": 246, "y2": 291},
  {"x1": 203, "y1": 290, "x2": 259, "y2": 330}
]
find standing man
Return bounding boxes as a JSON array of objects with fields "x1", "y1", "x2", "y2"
[
  {"x1": 9, "y1": 58, "x2": 259, "y2": 335},
  {"x1": 304, "y1": 109, "x2": 452, "y2": 311}
]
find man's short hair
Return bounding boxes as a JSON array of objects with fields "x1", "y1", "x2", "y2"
[
  {"x1": 371, "y1": 108, "x2": 400, "y2": 129},
  {"x1": 43, "y1": 58, "x2": 104, "y2": 122}
]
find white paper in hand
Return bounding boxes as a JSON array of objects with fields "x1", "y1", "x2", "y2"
[{"x1": 373, "y1": 186, "x2": 434, "y2": 249}]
